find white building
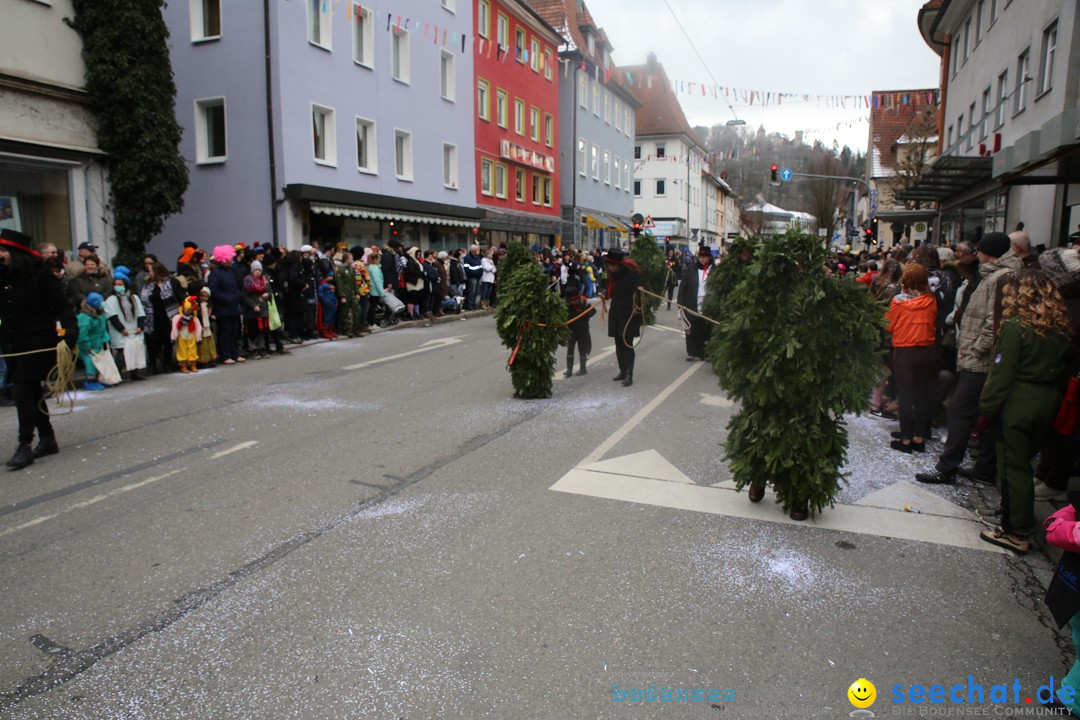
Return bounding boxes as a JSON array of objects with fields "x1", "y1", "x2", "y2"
[
  {"x1": 905, "y1": 0, "x2": 1079, "y2": 247},
  {"x1": 0, "y1": 0, "x2": 112, "y2": 259}
]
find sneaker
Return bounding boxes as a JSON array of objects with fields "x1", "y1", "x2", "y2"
[
  {"x1": 890, "y1": 439, "x2": 913, "y2": 454},
  {"x1": 980, "y1": 526, "x2": 1029, "y2": 555},
  {"x1": 1034, "y1": 481, "x2": 1067, "y2": 502},
  {"x1": 236, "y1": 356, "x2": 246, "y2": 363},
  {"x1": 83, "y1": 381, "x2": 106, "y2": 391},
  {"x1": 223, "y1": 359, "x2": 236, "y2": 365},
  {"x1": 915, "y1": 470, "x2": 956, "y2": 485},
  {"x1": 956, "y1": 466, "x2": 995, "y2": 486}
]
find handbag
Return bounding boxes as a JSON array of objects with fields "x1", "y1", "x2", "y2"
[
  {"x1": 90, "y1": 347, "x2": 122, "y2": 385},
  {"x1": 267, "y1": 293, "x2": 283, "y2": 332},
  {"x1": 1054, "y1": 376, "x2": 1080, "y2": 436},
  {"x1": 123, "y1": 333, "x2": 147, "y2": 371}
]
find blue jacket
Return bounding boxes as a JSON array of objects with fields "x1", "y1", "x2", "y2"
[
  {"x1": 208, "y1": 266, "x2": 242, "y2": 317},
  {"x1": 462, "y1": 252, "x2": 483, "y2": 279}
]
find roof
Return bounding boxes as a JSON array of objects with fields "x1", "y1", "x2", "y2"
[
  {"x1": 529, "y1": 0, "x2": 610, "y2": 65},
  {"x1": 896, "y1": 155, "x2": 993, "y2": 203},
  {"x1": 621, "y1": 57, "x2": 704, "y2": 149},
  {"x1": 869, "y1": 88, "x2": 938, "y2": 179}
]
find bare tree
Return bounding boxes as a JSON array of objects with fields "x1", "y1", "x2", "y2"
[
  {"x1": 886, "y1": 108, "x2": 938, "y2": 210},
  {"x1": 804, "y1": 155, "x2": 846, "y2": 237}
]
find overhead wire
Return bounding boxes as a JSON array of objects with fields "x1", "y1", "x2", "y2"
[{"x1": 660, "y1": 0, "x2": 740, "y2": 124}]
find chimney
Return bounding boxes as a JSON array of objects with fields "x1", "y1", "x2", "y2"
[{"x1": 646, "y1": 52, "x2": 658, "y2": 71}]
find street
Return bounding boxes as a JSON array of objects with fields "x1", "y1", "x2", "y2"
[{"x1": 0, "y1": 310, "x2": 1070, "y2": 719}]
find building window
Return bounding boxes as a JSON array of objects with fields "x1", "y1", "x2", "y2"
[
  {"x1": 656, "y1": 143, "x2": 666, "y2": 159},
  {"x1": 477, "y1": 79, "x2": 490, "y2": 121},
  {"x1": 355, "y1": 117, "x2": 376, "y2": 173},
  {"x1": 1038, "y1": 20, "x2": 1057, "y2": 96},
  {"x1": 603, "y1": 151, "x2": 610, "y2": 184},
  {"x1": 480, "y1": 157, "x2": 493, "y2": 196},
  {"x1": 995, "y1": 70, "x2": 1007, "y2": 127},
  {"x1": 975, "y1": 0, "x2": 984, "y2": 45},
  {"x1": 624, "y1": 162, "x2": 630, "y2": 192},
  {"x1": 312, "y1": 104, "x2": 335, "y2": 166},
  {"x1": 578, "y1": 138, "x2": 586, "y2": 176},
  {"x1": 440, "y1": 50, "x2": 455, "y2": 101},
  {"x1": 530, "y1": 106, "x2": 540, "y2": 142},
  {"x1": 497, "y1": 13, "x2": 508, "y2": 49},
  {"x1": 443, "y1": 143, "x2": 457, "y2": 188},
  {"x1": 352, "y1": 4, "x2": 374, "y2": 67},
  {"x1": 496, "y1": 89, "x2": 508, "y2": 128},
  {"x1": 591, "y1": 145, "x2": 598, "y2": 180},
  {"x1": 634, "y1": 145, "x2": 641, "y2": 160},
  {"x1": 1015, "y1": 49, "x2": 1029, "y2": 113},
  {"x1": 592, "y1": 81, "x2": 599, "y2": 116},
  {"x1": 394, "y1": 129, "x2": 413, "y2": 180},
  {"x1": 947, "y1": 125, "x2": 953, "y2": 147},
  {"x1": 578, "y1": 74, "x2": 587, "y2": 108},
  {"x1": 544, "y1": 51, "x2": 553, "y2": 81},
  {"x1": 604, "y1": 91, "x2": 611, "y2": 124},
  {"x1": 951, "y1": 37, "x2": 959, "y2": 77},
  {"x1": 515, "y1": 27, "x2": 526, "y2": 63},
  {"x1": 656, "y1": 179, "x2": 666, "y2": 197},
  {"x1": 391, "y1": 27, "x2": 410, "y2": 83},
  {"x1": 190, "y1": 0, "x2": 221, "y2": 41},
  {"x1": 543, "y1": 177, "x2": 552, "y2": 207},
  {"x1": 532, "y1": 174, "x2": 541, "y2": 205},
  {"x1": 544, "y1": 114, "x2": 553, "y2": 147},
  {"x1": 515, "y1": 169, "x2": 525, "y2": 202},
  {"x1": 308, "y1": 0, "x2": 331, "y2": 49},
  {"x1": 615, "y1": 100, "x2": 622, "y2": 131},
  {"x1": 990, "y1": 0, "x2": 999, "y2": 25},
  {"x1": 441, "y1": 0, "x2": 455, "y2": 11},
  {"x1": 963, "y1": 16, "x2": 971, "y2": 61},
  {"x1": 495, "y1": 163, "x2": 507, "y2": 198},
  {"x1": 530, "y1": 39, "x2": 539, "y2": 72},
  {"x1": 633, "y1": 179, "x2": 641, "y2": 197},
  {"x1": 980, "y1": 87, "x2": 991, "y2": 140},
  {"x1": 194, "y1": 97, "x2": 226, "y2": 163},
  {"x1": 477, "y1": 0, "x2": 489, "y2": 38},
  {"x1": 613, "y1": 155, "x2": 621, "y2": 189},
  {"x1": 586, "y1": 32, "x2": 595, "y2": 56},
  {"x1": 514, "y1": 98, "x2": 525, "y2": 135},
  {"x1": 967, "y1": 102, "x2": 976, "y2": 149}
]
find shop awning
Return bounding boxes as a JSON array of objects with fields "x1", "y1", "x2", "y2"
[
  {"x1": 872, "y1": 208, "x2": 939, "y2": 222},
  {"x1": 896, "y1": 155, "x2": 993, "y2": 203},
  {"x1": 479, "y1": 207, "x2": 567, "y2": 233},
  {"x1": 583, "y1": 213, "x2": 625, "y2": 230},
  {"x1": 310, "y1": 202, "x2": 478, "y2": 228}
]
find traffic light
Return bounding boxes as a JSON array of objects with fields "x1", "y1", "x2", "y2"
[
  {"x1": 770, "y1": 164, "x2": 778, "y2": 182},
  {"x1": 863, "y1": 226, "x2": 873, "y2": 244},
  {"x1": 631, "y1": 213, "x2": 644, "y2": 237},
  {"x1": 870, "y1": 217, "x2": 879, "y2": 243}
]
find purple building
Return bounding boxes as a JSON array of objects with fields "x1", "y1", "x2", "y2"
[{"x1": 156, "y1": 0, "x2": 480, "y2": 259}]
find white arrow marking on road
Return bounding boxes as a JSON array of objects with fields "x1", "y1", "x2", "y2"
[
  {"x1": 342, "y1": 335, "x2": 468, "y2": 370},
  {"x1": 0, "y1": 469, "x2": 185, "y2": 539},
  {"x1": 550, "y1": 452, "x2": 1004, "y2": 553},
  {"x1": 210, "y1": 441, "x2": 259, "y2": 460}
]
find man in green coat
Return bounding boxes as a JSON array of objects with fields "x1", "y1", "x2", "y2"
[{"x1": 334, "y1": 253, "x2": 362, "y2": 338}]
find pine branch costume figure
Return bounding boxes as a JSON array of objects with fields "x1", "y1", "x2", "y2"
[
  {"x1": 495, "y1": 258, "x2": 568, "y2": 399},
  {"x1": 629, "y1": 233, "x2": 665, "y2": 326},
  {"x1": 497, "y1": 240, "x2": 532, "y2": 286},
  {"x1": 704, "y1": 232, "x2": 883, "y2": 519}
]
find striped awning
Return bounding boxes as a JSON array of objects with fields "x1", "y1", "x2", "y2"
[{"x1": 310, "y1": 202, "x2": 479, "y2": 229}]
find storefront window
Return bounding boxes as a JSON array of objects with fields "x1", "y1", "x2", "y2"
[
  {"x1": 983, "y1": 193, "x2": 1006, "y2": 234},
  {"x1": 0, "y1": 160, "x2": 72, "y2": 251}
]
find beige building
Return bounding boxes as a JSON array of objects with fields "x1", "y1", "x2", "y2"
[{"x1": 0, "y1": 0, "x2": 112, "y2": 258}]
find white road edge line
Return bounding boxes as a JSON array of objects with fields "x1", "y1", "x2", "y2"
[
  {"x1": 211, "y1": 441, "x2": 259, "y2": 460},
  {"x1": 581, "y1": 361, "x2": 705, "y2": 465},
  {"x1": 0, "y1": 468, "x2": 185, "y2": 539}
]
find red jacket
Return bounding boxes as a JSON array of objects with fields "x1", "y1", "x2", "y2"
[{"x1": 885, "y1": 293, "x2": 937, "y2": 348}]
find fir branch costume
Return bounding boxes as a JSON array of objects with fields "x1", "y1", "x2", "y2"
[{"x1": 495, "y1": 257, "x2": 567, "y2": 399}]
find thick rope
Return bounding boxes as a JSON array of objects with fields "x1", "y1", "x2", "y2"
[{"x1": 0, "y1": 343, "x2": 79, "y2": 415}]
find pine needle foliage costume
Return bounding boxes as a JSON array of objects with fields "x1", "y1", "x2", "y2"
[
  {"x1": 496, "y1": 259, "x2": 568, "y2": 399},
  {"x1": 497, "y1": 240, "x2": 532, "y2": 286},
  {"x1": 629, "y1": 233, "x2": 666, "y2": 326},
  {"x1": 704, "y1": 232, "x2": 883, "y2": 517}
]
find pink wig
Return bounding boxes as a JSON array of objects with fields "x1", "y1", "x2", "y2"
[{"x1": 211, "y1": 244, "x2": 236, "y2": 264}]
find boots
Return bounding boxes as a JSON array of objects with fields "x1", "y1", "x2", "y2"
[
  {"x1": 621, "y1": 356, "x2": 634, "y2": 387},
  {"x1": 576, "y1": 355, "x2": 588, "y2": 376},
  {"x1": 563, "y1": 354, "x2": 574, "y2": 378},
  {"x1": 32, "y1": 433, "x2": 58, "y2": 459},
  {"x1": 6, "y1": 444, "x2": 34, "y2": 470},
  {"x1": 179, "y1": 362, "x2": 190, "y2": 374},
  {"x1": 188, "y1": 360, "x2": 199, "y2": 373}
]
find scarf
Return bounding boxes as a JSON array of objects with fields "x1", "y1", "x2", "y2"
[
  {"x1": 179, "y1": 310, "x2": 196, "y2": 333},
  {"x1": 244, "y1": 273, "x2": 267, "y2": 293}
]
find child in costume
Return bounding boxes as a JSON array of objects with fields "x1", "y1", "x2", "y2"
[
  {"x1": 317, "y1": 274, "x2": 338, "y2": 340},
  {"x1": 170, "y1": 296, "x2": 203, "y2": 374},
  {"x1": 563, "y1": 282, "x2": 595, "y2": 377},
  {"x1": 76, "y1": 292, "x2": 111, "y2": 390},
  {"x1": 197, "y1": 286, "x2": 218, "y2": 368},
  {"x1": 242, "y1": 260, "x2": 271, "y2": 358}
]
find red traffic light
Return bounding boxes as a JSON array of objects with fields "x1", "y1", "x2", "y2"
[{"x1": 770, "y1": 164, "x2": 778, "y2": 182}]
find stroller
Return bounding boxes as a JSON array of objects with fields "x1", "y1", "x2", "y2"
[{"x1": 372, "y1": 292, "x2": 406, "y2": 328}]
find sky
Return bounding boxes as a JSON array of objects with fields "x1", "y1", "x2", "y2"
[{"x1": 582, "y1": 0, "x2": 942, "y2": 153}]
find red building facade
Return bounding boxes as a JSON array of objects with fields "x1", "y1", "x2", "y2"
[{"x1": 473, "y1": 0, "x2": 563, "y2": 246}]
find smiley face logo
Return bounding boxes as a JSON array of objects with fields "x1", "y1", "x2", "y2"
[{"x1": 848, "y1": 678, "x2": 876, "y2": 709}]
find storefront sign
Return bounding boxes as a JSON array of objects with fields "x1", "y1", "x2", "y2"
[{"x1": 500, "y1": 140, "x2": 555, "y2": 173}]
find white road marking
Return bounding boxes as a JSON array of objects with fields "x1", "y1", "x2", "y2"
[
  {"x1": 580, "y1": 362, "x2": 705, "y2": 465},
  {"x1": 551, "y1": 454, "x2": 1003, "y2": 554},
  {"x1": 699, "y1": 393, "x2": 735, "y2": 408},
  {"x1": 342, "y1": 335, "x2": 468, "y2": 370},
  {"x1": 210, "y1": 441, "x2": 259, "y2": 460},
  {"x1": 0, "y1": 469, "x2": 185, "y2": 539}
]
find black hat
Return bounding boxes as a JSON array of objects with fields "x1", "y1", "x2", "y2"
[
  {"x1": 388, "y1": 239, "x2": 403, "y2": 250},
  {"x1": 698, "y1": 245, "x2": 712, "y2": 258},
  {"x1": 77, "y1": 241, "x2": 97, "y2": 252},
  {"x1": 182, "y1": 241, "x2": 199, "y2": 250},
  {"x1": 605, "y1": 249, "x2": 627, "y2": 263},
  {"x1": 977, "y1": 232, "x2": 1011, "y2": 258},
  {"x1": 564, "y1": 281, "x2": 581, "y2": 300},
  {"x1": 0, "y1": 229, "x2": 40, "y2": 257}
]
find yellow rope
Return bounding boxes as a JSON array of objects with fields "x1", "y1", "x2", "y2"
[
  {"x1": 45, "y1": 342, "x2": 78, "y2": 415},
  {"x1": 637, "y1": 287, "x2": 722, "y2": 327}
]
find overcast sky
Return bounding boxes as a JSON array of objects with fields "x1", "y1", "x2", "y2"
[{"x1": 583, "y1": 0, "x2": 942, "y2": 152}]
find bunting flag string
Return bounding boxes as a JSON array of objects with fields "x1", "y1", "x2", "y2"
[{"x1": 663, "y1": 78, "x2": 940, "y2": 112}]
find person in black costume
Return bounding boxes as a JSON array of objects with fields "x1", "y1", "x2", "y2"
[
  {"x1": 604, "y1": 249, "x2": 642, "y2": 387},
  {"x1": 677, "y1": 245, "x2": 714, "y2": 361},
  {"x1": 0, "y1": 229, "x2": 78, "y2": 470}
]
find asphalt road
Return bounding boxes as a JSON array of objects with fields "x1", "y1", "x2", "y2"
[{"x1": 0, "y1": 308, "x2": 1070, "y2": 719}]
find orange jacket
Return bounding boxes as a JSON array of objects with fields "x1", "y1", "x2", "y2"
[{"x1": 885, "y1": 293, "x2": 937, "y2": 347}]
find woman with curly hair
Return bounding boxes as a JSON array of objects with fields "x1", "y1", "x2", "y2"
[{"x1": 979, "y1": 269, "x2": 1072, "y2": 554}]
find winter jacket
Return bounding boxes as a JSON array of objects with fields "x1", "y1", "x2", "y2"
[
  {"x1": 462, "y1": 252, "x2": 483, "y2": 279},
  {"x1": 368, "y1": 264, "x2": 385, "y2": 298},
  {"x1": 76, "y1": 307, "x2": 109, "y2": 354},
  {"x1": 334, "y1": 264, "x2": 357, "y2": 300},
  {"x1": 979, "y1": 317, "x2": 1070, "y2": 417},
  {"x1": 480, "y1": 257, "x2": 496, "y2": 284},
  {"x1": 956, "y1": 250, "x2": 1022, "y2": 373},
  {"x1": 449, "y1": 258, "x2": 465, "y2": 285},
  {"x1": 885, "y1": 293, "x2": 937, "y2": 348},
  {"x1": 208, "y1": 265, "x2": 243, "y2": 317},
  {"x1": 1046, "y1": 505, "x2": 1080, "y2": 553},
  {"x1": 67, "y1": 270, "x2": 113, "y2": 310}
]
